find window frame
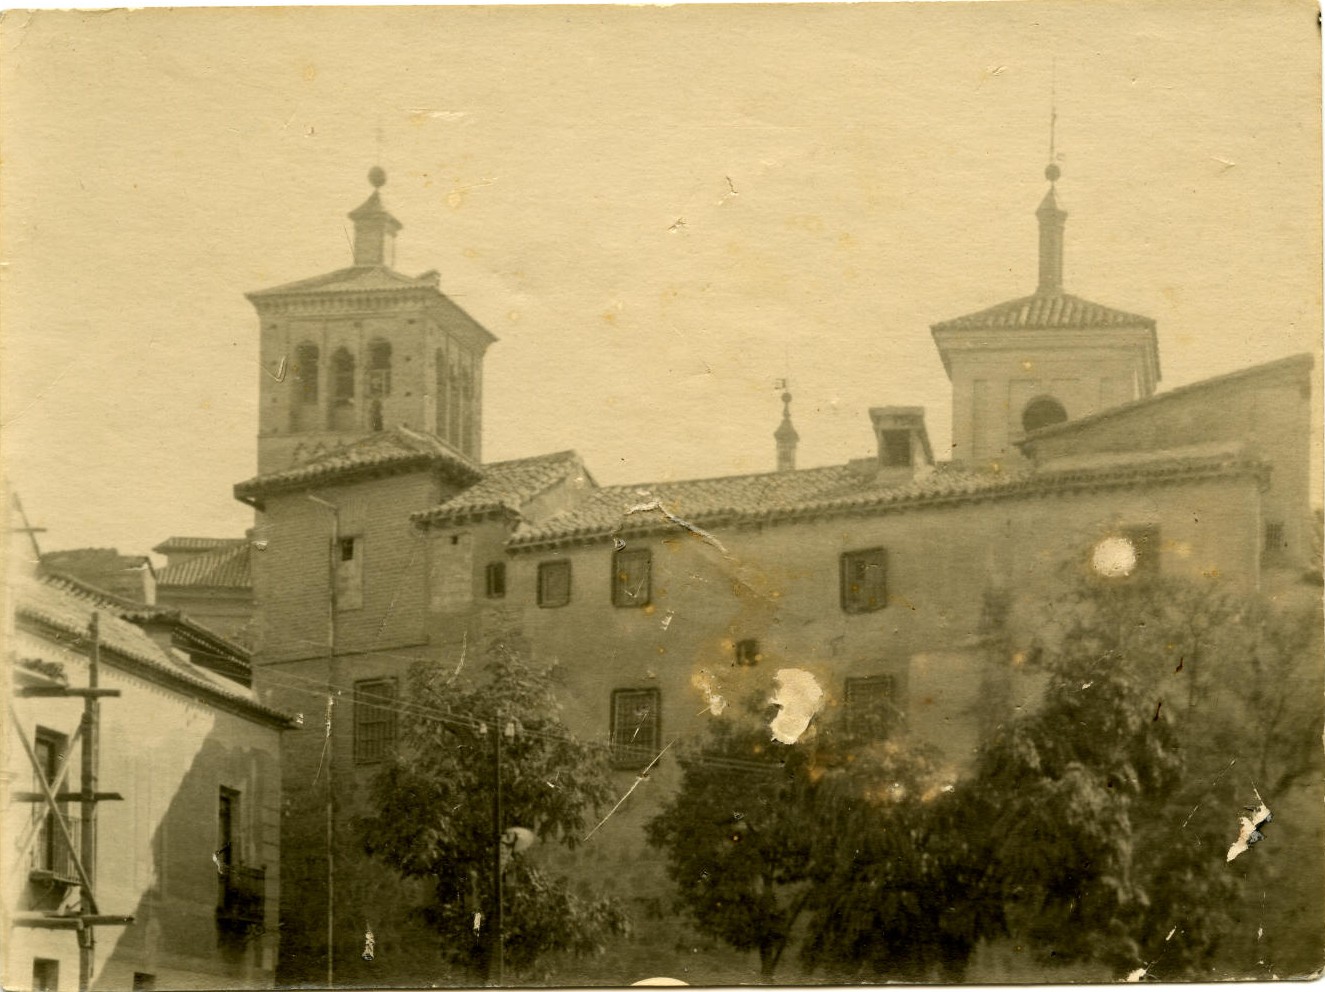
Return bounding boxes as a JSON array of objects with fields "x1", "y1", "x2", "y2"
[
  {"x1": 485, "y1": 561, "x2": 507, "y2": 599},
  {"x1": 537, "y1": 560, "x2": 572, "y2": 608},
  {"x1": 353, "y1": 678, "x2": 398, "y2": 765},
  {"x1": 840, "y1": 547, "x2": 888, "y2": 614},
  {"x1": 843, "y1": 674, "x2": 898, "y2": 739},
  {"x1": 734, "y1": 639, "x2": 761, "y2": 667},
  {"x1": 610, "y1": 687, "x2": 661, "y2": 769},
  {"x1": 611, "y1": 547, "x2": 652, "y2": 608}
]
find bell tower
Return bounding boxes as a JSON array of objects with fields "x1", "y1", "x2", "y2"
[
  {"x1": 930, "y1": 160, "x2": 1160, "y2": 468},
  {"x1": 248, "y1": 169, "x2": 497, "y2": 474}
]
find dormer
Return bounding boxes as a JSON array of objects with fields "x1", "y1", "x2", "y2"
[{"x1": 869, "y1": 406, "x2": 934, "y2": 484}]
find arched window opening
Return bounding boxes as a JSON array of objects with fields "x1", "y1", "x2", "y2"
[
  {"x1": 330, "y1": 348, "x2": 356, "y2": 431},
  {"x1": 367, "y1": 340, "x2": 392, "y2": 398},
  {"x1": 1022, "y1": 396, "x2": 1068, "y2": 434},
  {"x1": 460, "y1": 367, "x2": 475, "y2": 455},
  {"x1": 294, "y1": 343, "x2": 319, "y2": 404},
  {"x1": 434, "y1": 348, "x2": 449, "y2": 437},
  {"x1": 447, "y1": 363, "x2": 462, "y2": 448}
]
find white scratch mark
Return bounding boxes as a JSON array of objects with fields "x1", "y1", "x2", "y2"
[
  {"x1": 584, "y1": 740, "x2": 675, "y2": 841},
  {"x1": 1124, "y1": 967, "x2": 1147, "y2": 982},
  {"x1": 768, "y1": 668, "x2": 824, "y2": 744},
  {"x1": 404, "y1": 107, "x2": 470, "y2": 121},
  {"x1": 472, "y1": 911, "x2": 482, "y2": 934},
  {"x1": 624, "y1": 500, "x2": 728, "y2": 554},
  {"x1": 660, "y1": 610, "x2": 675, "y2": 631}
]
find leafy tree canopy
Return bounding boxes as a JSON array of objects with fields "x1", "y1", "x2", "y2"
[{"x1": 359, "y1": 642, "x2": 629, "y2": 981}]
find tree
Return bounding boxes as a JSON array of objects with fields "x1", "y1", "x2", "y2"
[
  {"x1": 646, "y1": 693, "x2": 947, "y2": 981},
  {"x1": 802, "y1": 574, "x2": 1323, "y2": 981},
  {"x1": 358, "y1": 641, "x2": 629, "y2": 983}
]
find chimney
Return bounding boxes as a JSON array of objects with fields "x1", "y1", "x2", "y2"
[
  {"x1": 868, "y1": 407, "x2": 934, "y2": 483},
  {"x1": 348, "y1": 166, "x2": 402, "y2": 267}
]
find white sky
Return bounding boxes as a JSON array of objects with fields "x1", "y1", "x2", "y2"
[{"x1": 2, "y1": 1, "x2": 1320, "y2": 558}]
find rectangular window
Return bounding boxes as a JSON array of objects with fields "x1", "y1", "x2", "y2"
[
  {"x1": 133, "y1": 973, "x2": 156, "y2": 992},
  {"x1": 612, "y1": 548, "x2": 651, "y2": 607},
  {"x1": 216, "y1": 787, "x2": 265, "y2": 930},
  {"x1": 843, "y1": 675, "x2": 897, "y2": 739},
  {"x1": 485, "y1": 562, "x2": 507, "y2": 599},
  {"x1": 354, "y1": 679, "x2": 398, "y2": 764},
  {"x1": 30, "y1": 728, "x2": 75, "y2": 881},
  {"x1": 840, "y1": 548, "x2": 888, "y2": 613},
  {"x1": 33, "y1": 960, "x2": 59, "y2": 992},
  {"x1": 537, "y1": 560, "x2": 572, "y2": 608},
  {"x1": 880, "y1": 430, "x2": 911, "y2": 468},
  {"x1": 1263, "y1": 521, "x2": 1287, "y2": 563},
  {"x1": 1123, "y1": 525, "x2": 1160, "y2": 578},
  {"x1": 335, "y1": 535, "x2": 364, "y2": 611},
  {"x1": 610, "y1": 687, "x2": 661, "y2": 768},
  {"x1": 735, "y1": 639, "x2": 761, "y2": 667}
]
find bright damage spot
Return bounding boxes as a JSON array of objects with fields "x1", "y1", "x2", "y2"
[
  {"x1": 692, "y1": 670, "x2": 727, "y2": 717},
  {"x1": 768, "y1": 668, "x2": 824, "y2": 744}
]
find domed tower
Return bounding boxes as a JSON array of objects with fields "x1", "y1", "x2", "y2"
[
  {"x1": 931, "y1": 161, "x2": 1160, "y2": 468},
  {"x1": 248, "y1": 168, "x2": 497, "y2": 474}
]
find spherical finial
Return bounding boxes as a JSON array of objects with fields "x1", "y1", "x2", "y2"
[
  {"x1": 368, "y1": 166, "x2": 387, "y2": 189},
  {"x1": 781, "y1": 391, "x2": 792, "y2": 405},
  {"x1": 1044, "y1": 163, "x2": 1061, "y2": 183}
]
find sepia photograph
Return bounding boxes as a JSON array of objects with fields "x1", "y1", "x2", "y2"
[{"x1": 2, "y1": 1, "x2": 1322, "y2": 988}]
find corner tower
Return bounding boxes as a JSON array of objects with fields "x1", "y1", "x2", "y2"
[
  {"x1": 930, "y1": 162, "x2": 1160, "y2": 468},
  {"x1": 248, "y1": 168, "x2": 496, "y2": 474}
]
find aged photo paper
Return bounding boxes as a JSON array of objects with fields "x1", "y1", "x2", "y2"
[{"x1": 2, "y1": 1, "x2": 1322, "y2": 988}]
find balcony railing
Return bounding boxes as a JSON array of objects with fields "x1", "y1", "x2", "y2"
[
  {"x1": 29, "y1": 812, "x2": 81, "y2": 885},
  {"x1": 217, "y1": 864, "x2": 267, "y2": 929}
]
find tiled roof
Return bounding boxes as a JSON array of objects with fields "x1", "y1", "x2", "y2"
[
  {"x1": 412, "y1": 450, "x2": 588, "y2": 526},
  {"x1": 158, "y1": 542, "x2": 253, "y2": 591},
  {"x1": 152, "y1": 536, "x2": 246, "y2": 555},
  {"x1": 234, "y1": 425, "x2": 481, "y2": 505},
  {"x1": 509, "y1": 464, "x2": 875, "y2": 548},
  {"x1": 16, "y1": 573, "x2": 295, "y2": 727},
  {"x1": 931, "y1": 292, "x2": 1154, "y2": 331},
  {"x1": 247, "y1": 264, "x2": 438, "y2": 298},
  {"x1": 509, "y1": 444, "x2": 1265, "y2": 550},
  {"x1": 40, "y1": 548, "x2": 155, "y2": 576}
]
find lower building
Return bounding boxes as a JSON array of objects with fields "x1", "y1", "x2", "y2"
[{"x1": 3, "y1": 570, "x2": 295, "y2": 991}]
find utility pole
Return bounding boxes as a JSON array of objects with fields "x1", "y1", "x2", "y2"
[
  {"x1": 491, "y1": 714, "x2": 504, "y2": 987},
  {"x1": 307, "y1": 494, "x2": 340, "y2": 990},
  {"x1": 78, "y1": 613, "x2": 101, "y2": 992},
  {"x1": 11, "y1": 612, "x2": 131, "y2": 982}
]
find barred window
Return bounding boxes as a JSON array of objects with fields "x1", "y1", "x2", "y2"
[
  {"x1": 354, "y1": 679, "x2": 398, "y2": 764},
  {"x1": 1263, "y1": 521, "x2": 1287, "y2": 563},
  {"x1": 612, "y1": 548, "x2": 651, "y2": 607},
  {"x1": 538, "y1": 560, "x2": 571, "y2": 608},
  {"x1": 840, "y1": 548, "x2": 887, "y2": 613},
  {"x1": 843, "y1": 675, "x2": 897, "y2": 739},
  {"x1": 610, "y1": 687, "x2": 660, "y2": 768}
]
